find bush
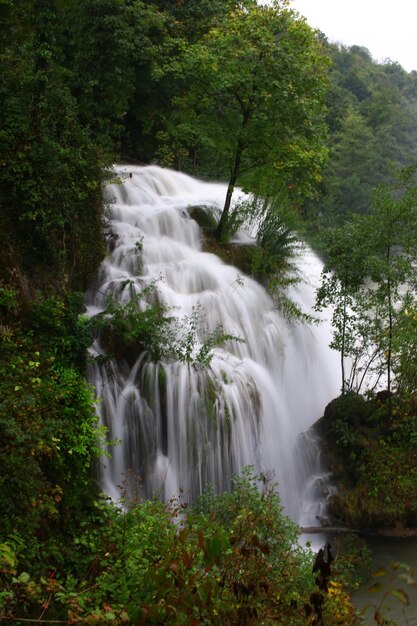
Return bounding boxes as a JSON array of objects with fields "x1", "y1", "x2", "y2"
[{"x1": 1, "y1": 470, "x2": 358, "y2": 624}]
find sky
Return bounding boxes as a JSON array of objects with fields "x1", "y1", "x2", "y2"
[{"x1": 289, "y1": 0, "x2": 417, "y2": 73}]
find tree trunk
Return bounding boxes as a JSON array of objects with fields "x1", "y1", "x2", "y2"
[
  {"x1": 341, "y1": 293, "x2": 347, "y2": 394},
  {"x1": 387, "y1": 285, "x2": 392, "y2": 397},
  {"x1": 215, "y1": 141, "x2": 244, "y2": 241},
  {"x1": 215, "y1": 96, "x2": 254, "y2": 242},
  {"x1": 386, "y1": 246, "x2": 393, "y2": 414}
]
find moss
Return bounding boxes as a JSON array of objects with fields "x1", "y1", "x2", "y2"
[
  {"x1": 318, "y1": 392, "x2": 370, "y2": 434},
  {"x1": 203, "y1": 239, "x2": 258, "y2": 276},
  {"x1": 189, "y1": 205, "x2": 218, "y2": 233}
]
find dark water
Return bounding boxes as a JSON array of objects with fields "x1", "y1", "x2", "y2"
[
  {"x1": 302, "y1": 533, "x2": 417, "y2": 625},
  {"x1": 353, "y1": 537, "x2": 417, "y2": 626}
]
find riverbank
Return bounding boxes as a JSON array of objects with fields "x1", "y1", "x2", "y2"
[{"x1": 353, "y1": 536, "x2": 417, "y2": 626}]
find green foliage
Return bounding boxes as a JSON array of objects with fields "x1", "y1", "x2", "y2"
[
  {"x1": 0, "y1": 295, "x2": 102, "y2": 567},
  {"x1": 171, "y1": 305, "x2": 243, "y2": 366},
  {"x1": 0, "y1": 0, "x2": 106, "y2": 289},
  {"x1": 0, "y1": 0, "x2": 174, "y2": 290},
  {"x1": 207, "y1": 194, "x2": 313, "y2": 323},
  {"x1": 101, "y1": 286, "x2": 175, "y2": 363},
  {"x1": 154, "y1": 0, "x2": 329, "y2": 240},
  {"x1": 316, "y1": 166, "x2": 417, "y2": 396},
  {"x1": 313, "y1": 42, "x2": 417, "y2": 228},
  {"x1": 330, "y1": 534, "x2": 372, "y2": 592},
  {"x1": 251, "y1": 198, "x2": 316, "y2": 322},
  {"x1": 0, "y1": 287, "x2": 18, "y2": 309},
  {"x1": 227, "y1": 195, "x2": 304, "y2": 277},
  {"x1": 189, "y1": 468, "x2": 317, "y2": 623},
  {"x1": 1, "y1": 470, "x2": 344, "y2": 625},
  {"x1": 65, "y1": 0, "x2": 138, "y2": 154},
  {"x1": 100, "y1": 286, "x2": 242, "y2": 366},
  {"x1": 27, "y1": 292, "x2": 95, "y2": 368},
  {"x1": 315, "y1": 217, "x2": 369, "y2": 393},
  {"x1": 392, "y1": 300, "x2": 417, "y2": 394}
]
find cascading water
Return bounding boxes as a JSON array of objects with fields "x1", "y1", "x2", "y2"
[{"x1": 86, "y1": 165, "x2": 340, "y2": 524}]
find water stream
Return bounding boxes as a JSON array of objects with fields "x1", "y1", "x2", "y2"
[{"x1": 86, "y1": 165, "x2": 340, "y2": 524}]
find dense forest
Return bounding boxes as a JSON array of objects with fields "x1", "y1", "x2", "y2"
[{"x1": 1, "y1": 0, "x2": 416, "y2": 623}]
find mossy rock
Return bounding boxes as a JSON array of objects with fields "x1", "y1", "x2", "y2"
[
  {"x1": 318, "y1": 392, "x2": 370, "y2": 434},
  {"x1": 188, "y1": 206, "x2": 262, "y2": 275},
  {"x1": 203, "y1": 239, "x2": 258, "y2": 276},
  {"x1": 326, "y1": 482, "x2": 417, "y2": 531},
  {"x1": 315, "y1": 392, "x2": 417, "y2": 531},
  {"x1": 189, "y1": 206, "x2": 218, "y2": 233},
  {"x1": 100, "y1": 322, "x2": 145, "y2": 368}
]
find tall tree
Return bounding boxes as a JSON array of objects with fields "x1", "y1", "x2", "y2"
[
  {"x1": 362, "y1": 168, "x2": 417, "y2": 396},
  {"x1": 316, "y1": 43, "x2": 417, "y2": 226},
  {"x1": 0, "y1": 0, "x2": 104, "y2": 287},
  {"x1": 317, "y1": 167, "x2": 417, "y2": 396},
  {"x1": 156, "y1": 0, "x2": 329, "y2": 240},
  {"x1": 322, "y1": 106, "x2": 378, "y2": 217},
  {"x1": 315, "y1": 219, "x2": 367, "y2": 393},
  {"x1": 0, "y1": 0, "x2": 162, "y2": 287}
]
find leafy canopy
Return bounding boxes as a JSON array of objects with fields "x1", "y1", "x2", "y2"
[{"x1": 156, "y1": 0, "x2": 329, "y2": 238}]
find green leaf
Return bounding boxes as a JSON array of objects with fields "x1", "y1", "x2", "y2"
[
  {"x1": 197, "y1": 585, "x2": 207, "y2": 604},
  {"x1": 18, "y1": 572, "x2": 30, "y2": 583},
  {"x1": 207, "y1": 537, "x2": 222, "y2": 559},
  {"x1": 390, "y1": 588, "x2": 409, "y2": 605},
  {"x1": 373, "y1": 566, "x2": 388, "y2": 578},
  {"x1": 0, "y1": 544, "x2": 16, "y2": 567},
  {"x1": 367, "y1": 583, "x2": 383, "y2": 593},
  {"x1": 105, "y1": 613, "x2": 117, "y2": 621}
]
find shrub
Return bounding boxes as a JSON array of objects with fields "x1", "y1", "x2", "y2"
[{"x1": 1, "y1": 471, "x2": 347, "y2": 625}]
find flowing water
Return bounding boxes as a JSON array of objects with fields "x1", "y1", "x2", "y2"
[{"x1": 86, "y1": 165, "x2": 340, "y2": 523}]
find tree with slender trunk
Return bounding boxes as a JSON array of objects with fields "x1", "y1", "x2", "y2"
[
  {"x1": 316, "y1": 167, "x2": 417, "y2": 397},
  {"x1": 156, "y1": 0, "x2": 329, "y2": 240}
]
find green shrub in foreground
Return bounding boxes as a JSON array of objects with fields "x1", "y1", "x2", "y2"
[{"x1": 0, "y1": 470, "x2": 359, "y2": 624}]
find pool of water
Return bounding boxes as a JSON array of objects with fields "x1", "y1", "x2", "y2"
[
  {"x1": 353, "y1": 536, "x2": 417, "y2": 626},
  {"x1": 301, "y1": 532, "x2": 417, "y2": 624}
]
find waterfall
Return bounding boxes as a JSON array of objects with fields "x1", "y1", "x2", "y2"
[{"x1": 86, "y1": 165, "x2": 340, "y2": 524}]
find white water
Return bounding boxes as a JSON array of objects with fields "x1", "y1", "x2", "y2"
[{"x1": 86, "y1": 165, "x2": 340, "y2": 524}]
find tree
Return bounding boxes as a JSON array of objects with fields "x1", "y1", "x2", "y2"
[
  {"x1": 157, "y1": 0, "x2": 329, "y2": 240},
  {"x1": 321, "y1": 106, "x2": 378, "y2": 217},
  {"x1": 316, "y1": 43, "x2": 417, "y2": 227},
  {"x1": 63, "y1": 0, "x2": 139, "y2": 156},
  {"x1": 392, "y1": 298, "x2": 417, "y2": 394},
  {"x1": 315, "y1": 219, "x2": 367, "y2": 393},
  {"x1": 362, "y1": 168, "x2": 417, "y2": 396},
  {"x1": 316, "y1": 167, "x2": 417, "y2": 396},
  {"x1": 0, "y1": 0, "x2": 105, "y2": 288},
  {"x1": 143, "y1": 0, "x2": 231, "y2": 43}
]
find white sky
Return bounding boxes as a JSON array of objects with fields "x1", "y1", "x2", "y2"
[{"x1": 289, "y1": 0, "x2": 417, "y2": 73}]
